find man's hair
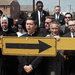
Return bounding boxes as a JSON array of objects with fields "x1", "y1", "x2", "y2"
[
  {"x1": 65, "y1": 12, "x2": 72, "y2": 18},
  {"x1": 26, "y1": 17, "x2": 37, "y2": 25},
  {"x1": 55, "y1": 5, "x2": 60, "y2": 9},
  {"x1": 36, "y1": 1, "x2": 43, "y2": 6},
  {"x1": 45, "y1": 16, "x2": 55, "y2": 21},
  {"x1": 45, "y1": 16, "x2": 54, "y2": 19},
  {"x1": 50, "y1": 21, "x2": 60, "y2": 27}
]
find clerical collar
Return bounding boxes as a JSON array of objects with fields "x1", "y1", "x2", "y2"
[
  {"x1": 28, "y1": 32, "x2": 35, "y2": 36},
  {"x1": 3, "y1": 29, "x2": 8, "y2": 32}
]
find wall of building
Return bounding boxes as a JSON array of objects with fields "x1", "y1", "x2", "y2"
[
  {"x1": 0, "y1": 5, "x2": 11, "y2": 17},
  {"x1": 11, "y1": 1, "x2": 20, "y2": 19}
]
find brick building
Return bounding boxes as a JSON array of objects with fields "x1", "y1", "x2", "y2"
[
  {"x1": 20, "y1": 5, "x2": 33, "y2": 17},
  {"x1": 0, "y1": 0, "x2": 20, "y2": 19}
]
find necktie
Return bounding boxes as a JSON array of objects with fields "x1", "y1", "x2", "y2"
[{"x1": 40, "y1": 11, "x2": 43, "y2": 21}]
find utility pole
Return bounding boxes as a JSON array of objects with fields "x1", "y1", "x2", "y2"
[
  {"x1": 59, "y1": 0, "x2": 60, "y2": 6},
  {"x1": 33, "y1": 0, "x2": 35, "y2": 11},
  {"x1": 68, "y1": 5, "x2": 71, "y2": 13},
  {"x1": 70, "y1": 5, "x2": 71, "y2": 13}
]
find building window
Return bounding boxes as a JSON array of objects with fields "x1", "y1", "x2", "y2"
[{"x1": 4, "y1": 6, "x2": 7, "y2": 10}]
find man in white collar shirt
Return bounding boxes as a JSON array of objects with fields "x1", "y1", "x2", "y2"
[
  {"x1": 63, "y1": 19, "x2": 75, "y2": 37},
  {"x1": 68, "y1": 20, "x2": 75, "y2": 38},
  {"x1": 31, "y1": 1, "x2": 49, "y2": 28},
  {"x1": 53, "y1": 6, "x2": 65, "y2": 25}
]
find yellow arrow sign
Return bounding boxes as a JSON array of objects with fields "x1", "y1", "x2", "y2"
[
  {"x1": 2, "y1": 37, "x2": 56, "y2": 56},
  {"x1": 57, "y1": 37, "x2": 75, "y2": 50}
]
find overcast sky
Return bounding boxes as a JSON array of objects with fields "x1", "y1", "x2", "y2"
[{"x1": 18, "y1": 0, "x2": 75, "y2": 13}]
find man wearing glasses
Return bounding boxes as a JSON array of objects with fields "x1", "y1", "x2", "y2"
[
  {"x1": 63, "y1": 19, "x2": 75, "y2": 75},
  {"x1": 60, "y1": 12, "x2": 72, "y2": 34},
  {"x1": 38, "y1": 16, "x2": 54, "y2": 37}
]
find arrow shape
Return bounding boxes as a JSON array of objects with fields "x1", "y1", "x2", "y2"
[
  {"x1": 38, "y1": 40, "x2": 51, "y2": 53},
  {"x1": 6, "y1": 40, "x2": 51, "y2": 53}
]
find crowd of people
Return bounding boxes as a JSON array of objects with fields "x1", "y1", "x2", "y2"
[{"x1": 0, "y1": 0, "x2": 75, "y2": 75}]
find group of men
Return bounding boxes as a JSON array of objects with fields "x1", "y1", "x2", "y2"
[{"x1": 0, "y1": 0, "x2": 75, "y2": 75}]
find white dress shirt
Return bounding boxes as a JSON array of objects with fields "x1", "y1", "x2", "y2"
[
  {"x1": 55, "y1": 14, "x2": 60, "y2": 20},
  {"x1": 71, "y1": 32, "x2": 75, "y2": 38}
]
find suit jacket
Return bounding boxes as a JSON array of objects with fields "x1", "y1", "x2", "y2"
[
  {"x1": 60, "y1": 25, "x2": 70, "y2": 34},
  {"x1": 38, "y1": 28, "x2": 51, "y2": 37},
  {"x1": 52, "y1": 14, "x2": 65, "y2": 25},
  {"x1": 31, "y1": 10, "x2": 49, "y2": 27},
  {"x1": 63, "y1": 32, "x2": 71, "y2": 37}
]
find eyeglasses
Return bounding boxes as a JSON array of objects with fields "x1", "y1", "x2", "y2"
[
  {"x1": 65, "y1": 17, "x2": 71, "y2": 19},
  {"x1": 45, "y1": 22, "x2": 51, "y2": 24}
]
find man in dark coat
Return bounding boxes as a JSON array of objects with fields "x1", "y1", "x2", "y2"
[
  {"x1": 60, "y1": 12, "x2": 72, "y2": 35},
  {"x1": 31, "y1": 1, "x2": 49, "y2": 28},
  {"x1": 52, "y1": 6, "x2": 65, "y2": 25},
  {"x1": 63, "y1": 19, "x2": 75, "y2": 75},
  {"x1": 38, "y1": 16, "x2": 54, "y2": 37},
  {"x1": 43, "y1": 21, "x2": 64, "y2": 75},
  {"x1": 18, "y1": 17, "x2": 43, "y2": 75}
]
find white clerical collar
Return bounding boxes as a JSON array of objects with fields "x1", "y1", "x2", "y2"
[
  {"x1": 28, "y1": 32, "x2": 35, "y2": 36},
  {"x1": 3, "y1": 29, "x2": 8, "y2": 32}
]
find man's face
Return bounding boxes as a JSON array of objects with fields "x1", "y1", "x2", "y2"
[
  {"x1": 26, "y1": 20, "x2": 37, "y2": 34},
  {"x1": 45, "y1": 18, "x2": 52, "y2": 30},
  {"x1": 1, "y1": 19, "x2": 8, "y2": 30},
  {"x1": 54, "y1": 7, "x2": 60, "y2": 14},
  {"x1": 65, "y1": 14, "x2": 72, "y2": 24},
  {"x1": 36, "y1": 3, "x2": 43, "y2": 11},
  {"x1": 68, "y1": 20, "x2": 75, "y2": 32},
  {"x1": 50, "y1": 24, "x2": 59, "y2": 35}
]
